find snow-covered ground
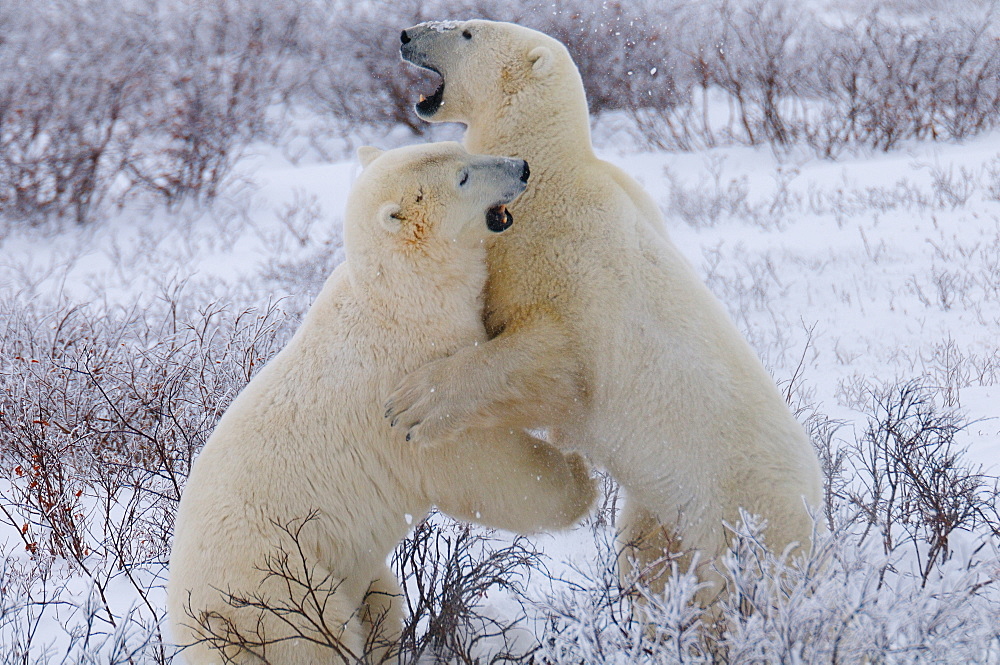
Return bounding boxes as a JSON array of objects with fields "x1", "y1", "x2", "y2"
[{"x1": 2, "y1": 116, "x2": 999, "y2": 660}]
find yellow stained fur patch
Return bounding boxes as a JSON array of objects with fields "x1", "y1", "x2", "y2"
[
  {"x1": 401, "y1": 207, "x2": 431, "y2": 249},
  {"x1": 500, "y1": 65, "x2": 527, "y2": 95}
]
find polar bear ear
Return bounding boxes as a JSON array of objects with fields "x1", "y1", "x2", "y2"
[
  {"x1": 377, "y1": 202, "x2": 404, "y2": 233},
  {"x1": 357, "y1": 146, "x2": 384, "y2": 168},
  {"x1": 528, "y1": 46, "x2": 554, "y2": 76}
]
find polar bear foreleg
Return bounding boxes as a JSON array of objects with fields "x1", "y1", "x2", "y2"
[
  {"x1": 386, "y1": 312, "x2": 581, "y2": 446},
  {"x1": 427, "y1": 428, "x2": 597, "y2": 533}
]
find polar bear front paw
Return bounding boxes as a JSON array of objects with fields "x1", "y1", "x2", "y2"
[
  {"x1": 400, "y1": 411, "x2": 462, "y2": 446},
  {"x1": 385, "y1": 355, "x2": 476, "y2": 445}
]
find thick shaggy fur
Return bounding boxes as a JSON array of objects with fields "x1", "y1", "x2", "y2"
[
  {"x1": 167, "y1": 142, "x2": 596, "y2": 664},
  {"x1": 393, "y1": 20, "x2": 824, "y2": 599}
]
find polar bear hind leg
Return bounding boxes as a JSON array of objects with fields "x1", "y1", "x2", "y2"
[
  {"x1": 175, "y1": 567, "x2": 367, "y2": 665},
  {"x1": 360, "y1": 568, "x2": 405, "y2": 663},
  {"x1": 617, "y1": 501, "x2": 728, "y2": 611}
]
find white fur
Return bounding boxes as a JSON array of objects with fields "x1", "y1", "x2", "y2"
[
  {"x1": 167, "y1": 141, "x2": 596, "y2": 664},
  {"x1": 393, "y1": 20, "x2": 824, "y2": 599}
]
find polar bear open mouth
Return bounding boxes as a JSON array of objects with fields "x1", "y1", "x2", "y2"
[
  {"x1": 486, "y1": 204, "x2": 513, "y2": 232},
  {"x1": 415, "y1": 68, "x2": 445, "y2": 116}
]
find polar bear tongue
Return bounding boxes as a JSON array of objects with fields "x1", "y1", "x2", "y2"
[{"x1": 486, "y1": 204, "x2": 514, "y2": 233}]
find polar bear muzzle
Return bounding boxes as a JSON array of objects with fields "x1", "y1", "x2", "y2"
[
  {"x1": 483, "y1": 157, "x2": 528, "y2": 232},
  {"x1": 400, "y1": 24, "x2": 454, "y2": 117}
]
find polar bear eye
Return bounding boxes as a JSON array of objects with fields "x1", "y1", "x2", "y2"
[
  {"x1": 462, "y1": 29, "x2": 472, "y2": 40},
  {"x1": 458, "y1": 170, "x2": 469, "y2": 187}
]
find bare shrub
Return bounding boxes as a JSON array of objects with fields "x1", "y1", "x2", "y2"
[
  {"x1": 847, "y1": 380, "x2": 1000, "y2": 583},
  {"x1": 257, "y1": 205, "x2": 346, "y2": 318},
  {"x1": 306, "y1": 0, "x2": 1000, "y2": 158},
  {"x1": 664, "y1": 156, "x2": 751, "y2": 228},
  {"x1": 0, "y1": 555, "x2": 170, "y2": 665},
  {"x1": 909, "y1": 264, "x2": 977, "y2": 312},
  {"x1": 920, "y1": 335, "x2": 973, "y2": 407},
  {"x1": 392, "y1": 514, "x2": 543, "y2": 663},
  {"x1": 622, "y1": 5, "x2": 718, "y2": 152},
  {"x1": 180, "y1": 513, "x2": 367, "y2": 664},
  {"x1": 540, "y1": 511, "x2": 1000, "y2": 664},
  {"x1": 807, "y1": 177, "x2": 931, "y2": 218},
  {"x1": 0, "y1": 2, "x2": 153, "y2": 225},
  {"x1": 717, "y1": 515, "x2": 1000, "y2": 664},
  {"x1": 121, "y1": 0, "x2": 301, "y2": 207},
  {"x1": 0, "y1": 0, "x2": 307, "y2": 224},
  {"x1": 710, "y1": 0, "x2": 811, "y2": 147},
  {"x1": 5, "y1": 0, "x2": 1000, "y2": 227},
  {"x1": 610, "y1": 2, "x2": 1000, "y2": 156},
  {"x1": 805, "y1": 11, "x2": 1000, "y2": 156},
  {"x1": 977, "y1": 236, "x2": 1000, "y2": 304},
  {"x1": 520, "y1": 0, "x2": 675, "y2": 116},
  {"x1": 923, "y1": 162, "x2": 977, "y2": 209},
  {"x1": 0, "y1": 293, "x2": 291, "y2": 640},
  {"x1": 539, "y1": 526, "x2": 709, "y2": 665},
  {"x1": 716, "y1": 512, "x2": 827, "y2": 662},
  {"x1": 181, "y1": 512, "x2": 543, "y2": 664},
  {"x1": 984, "y1": 155, "x2": 1000, "y2": 202},
  {"x1": 302, "y1": 0, "x2": 446, "y2": 138},
  {"x1": 587, "y1": 470, "x2": 622, "y2": 531},
  {"x1": 802, "y1": 410, "x2": 850, "y2": 531}
]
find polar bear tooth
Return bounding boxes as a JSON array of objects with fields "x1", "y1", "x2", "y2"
[{"x1": 419, "y1": 94, "x2": 426, "y2": 103}]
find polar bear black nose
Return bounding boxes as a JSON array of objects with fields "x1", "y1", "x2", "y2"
[
  {"x1": 400, "y1": 30, "x2": 411, "y2": 45},
  {"x1": 520, "y1": 161, "x2": 530, "y2": 183}
]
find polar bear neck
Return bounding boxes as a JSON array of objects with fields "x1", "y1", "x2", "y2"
[
  {"x1": 464, "y1": 77, "x2": 595, "y2": 176},
  {"x1": 466, "y1": 113, "x2": 592, "y2": 172},
  {"x1": 346, "y1": 244, "x2": 490, "y2": 326}
]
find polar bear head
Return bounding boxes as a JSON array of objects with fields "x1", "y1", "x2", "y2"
[
  {"x1": 399, "y1": 20, "x2": 587, "y2": 131},
  {"x1": 345, "y1": 142, "x2": 528, "y2": 281}
]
